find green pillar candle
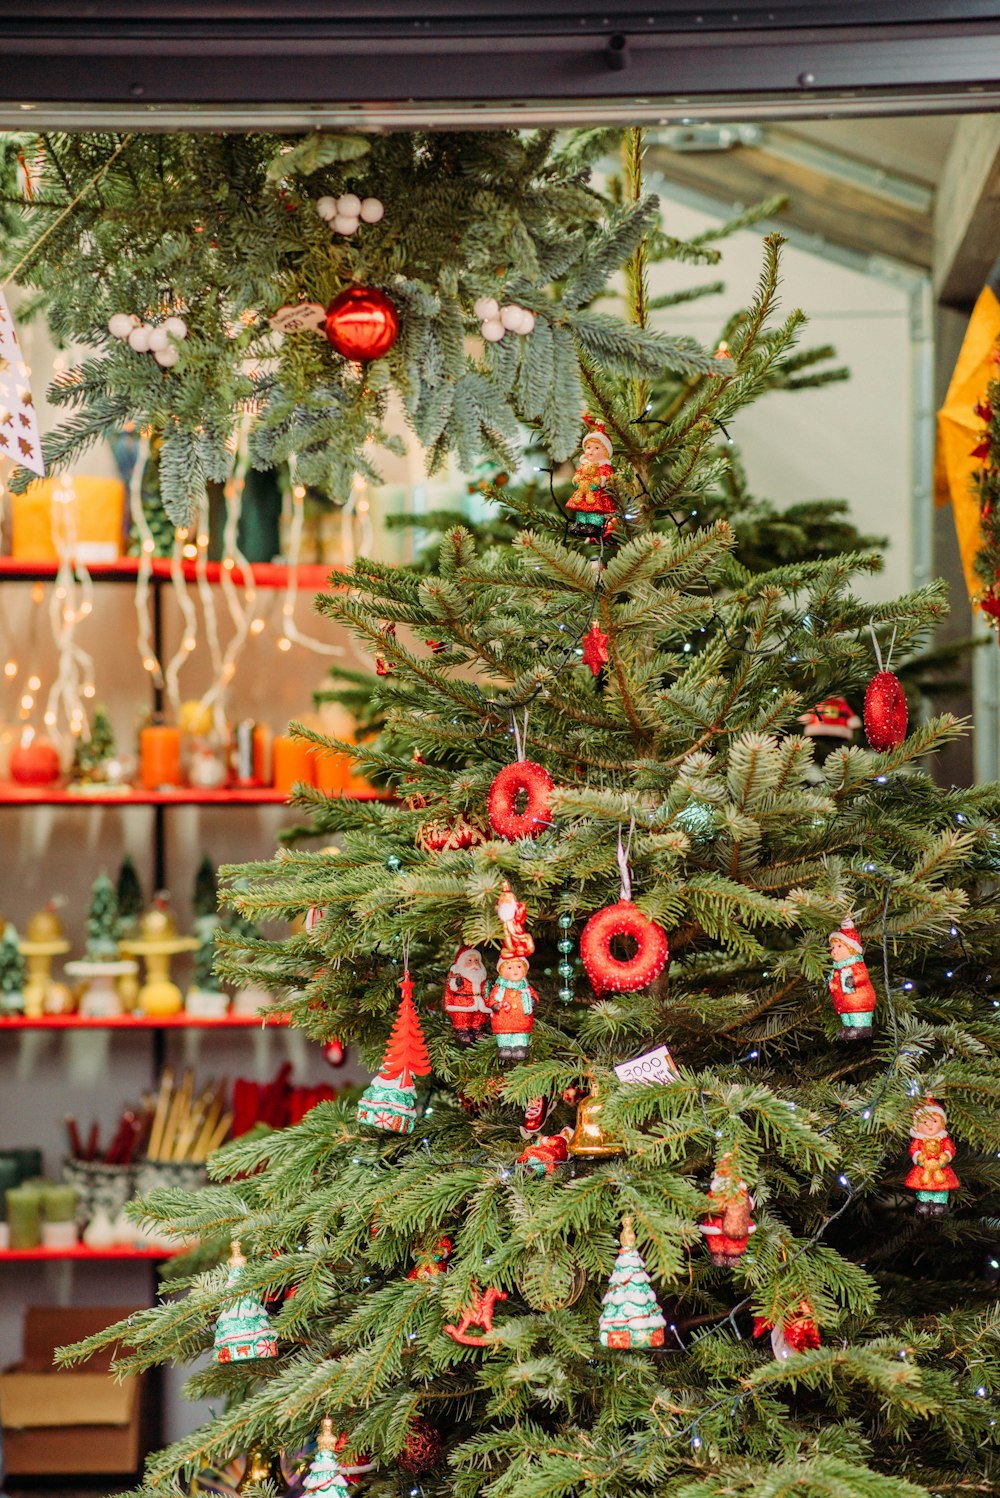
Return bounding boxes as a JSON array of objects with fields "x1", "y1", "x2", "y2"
[
  {"x1": 6, "y1": 1185, "x2": 41, "y2": 1249},
  {"x1": 41, "y1": 1184, "x2": 77, "y2": 1223},
  {"x1": 0, "y1": 1160, "x2": 19, "y2": 1198}
]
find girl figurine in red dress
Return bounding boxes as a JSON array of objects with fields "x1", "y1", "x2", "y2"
[
  {"x1": 827, "y1": 918, "x2": 877, "y2": 1042},
  {"x1": 565, "y1": 421, "x2": 617, "y2": 541},
  {"x1": 905, "y1": 1097, "x2": 960, "y2": 1217}
]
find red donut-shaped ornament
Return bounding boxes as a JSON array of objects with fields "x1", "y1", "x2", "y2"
[
  {"x1": 863, "y1": 670, "x2": 907, "y2": 752},
  {"x1": 487, "y1": 760, "x2": 554, "y2": 840},
  {"x1": 580, "y1": 901, "x2": 670, "y2": 994}
]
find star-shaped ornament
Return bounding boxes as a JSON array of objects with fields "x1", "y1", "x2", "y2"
[{"x1": 581, "y1": 621, "x2": 610, "y2": 677}]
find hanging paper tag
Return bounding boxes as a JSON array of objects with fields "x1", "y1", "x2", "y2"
[
  {"x1": 269, "y1": 302, "x2": 327, "y2": 335},
  {"x1": 0, "y1": 289, "x2": 44, "y2": 476},
  {"x1": 614, "y1": 1044, "x2": 679, "y2": 1087}
]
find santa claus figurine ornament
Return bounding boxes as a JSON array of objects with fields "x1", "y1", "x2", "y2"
[
  {"x1": 486, "y1": 880, "x2": 537, "y2": 1063},
  {"x1": 442, "y1": 944, "x2": 490, "y2": 1046},
  {"x1": 864, "y1": 625, "x2": 908, "y2": 752},
  {"x1": 905, "y1": 1096, "x2": 959, "y2": 1216},
  {"x1": 701, "y1": 1151, "x2": 756, "y2": 1267},
  {"x1": 827, "y1": 917, "x2": 877, "y2": 1042}
]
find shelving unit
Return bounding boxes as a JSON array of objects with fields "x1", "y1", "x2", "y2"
[
  {"x1": 0, "y1": 1013, "x2": 290, "y2": 1030},
  {"x1": 0, "y1": 1245, "x2": 179, "y2": 1262},
  {"x1": 0, "y1": 554, "x2": 343, "y2": 1284}
]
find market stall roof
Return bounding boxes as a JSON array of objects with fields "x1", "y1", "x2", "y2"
[{"x1": 0, "y1": 2, "x2": 998, "y2": 125}]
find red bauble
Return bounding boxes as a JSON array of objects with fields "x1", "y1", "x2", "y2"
[
  {"x1": 863, "y1": 669, "x2": 908, "y2": 751},
  {"x1": 324, "y1": 286, "x2": 399, "y2": 361},
  {"x1": 322, "y1": 1038, "x2": 346, "y2": 1067},
  {"x1": 487, "y1": 760, "x2": 554, "y2": 840},
  {"x1": 10, "y1": 736, "x2": 61, "y2": 786},
  {"x1": 416, "y1": 815, "x2": 486, "y2": 853},
  {"x1": 398, "y1": 1418, "x2": 442, "y2": 1474},
  {"x1": 580, "y1": 900, "x2": 669, "y2": 994}
]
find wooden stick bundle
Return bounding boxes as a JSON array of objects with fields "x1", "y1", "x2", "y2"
[{"x1": 145, "y1": 1071, "x2": 231, "y2": 1162}]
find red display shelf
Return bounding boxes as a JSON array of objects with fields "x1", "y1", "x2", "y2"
[
  {"x1": 0, "y1": 784, "x2": 382, "y2": 808},
  {"x1": 0, "y1": 1012, "x2": 290, "y2": 1031},
  {"x1": 0, "y1": 557, "x2": 337, "y2": 589},
  {"x1": 0, "y1": 1244, "x2": 178, "y2": 1262}
]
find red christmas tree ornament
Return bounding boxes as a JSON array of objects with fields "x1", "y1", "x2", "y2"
[
  {"x1": 798, "y1": 697, "x2": 861, "y2": 743},
  {"x1": 356, "y1": 972, "x2": 432, "y2": 1134},
  {"x1": 442, "y1": 944, "x2": 491, "y2": 1046},
  {"x1": 443, "y1": 1284, "x2": 508, "y2": 1345},
  {"x1": 580, "y1": 900, "x2": 669, "y2": 994},
  {"x1": 581, "y1": 620, "x2": 610, "y2": 677},
  {"x1": 407, "y1": 1235, "x2": 452, "y2": 1279},
  {"x1": 905, "y1": 1096, "x2": 960, "y2": 1217},
  {"x1": 754, "y1": 1302, "x2": 821, "y2": 1360},
  {"x1": 864, "y1": 670, "x2": 908, "y2": 751},
  {"x1": 487, "y1": 760, "x2": 554, "y2": 840},
  {"x1": 416, "y1": 815, "x2": 486, "y2": 853},
  {"x1": 324, "y1": 286, "x2": 399, "y2": 361},
  {"x1": 322, "y1": 1037, "x2": 346, "y2": 1067},
  {"x1": 398, "y1": 1419, "x2": 443, "y2": 1474}
]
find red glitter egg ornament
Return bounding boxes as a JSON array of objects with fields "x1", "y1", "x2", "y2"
[
  {"x1": 580, "y1": 901, "x2": 669, "y2": 994},
  {"x1": 324, "y1": 286, "x2": 399, "y2": 361},
  {"x1": 863, "y1": 670, "x2": 907, "y2": 751},
  {"x1": 487, "y1": 760, "x2": 554, "y2": 840}
]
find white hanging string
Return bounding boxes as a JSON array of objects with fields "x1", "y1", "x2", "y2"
[
  {"x1": 616, "y1": 815, "x2": 636, "y2": 902},
  {"x1": 279, "y1": 459, "x2": 343, "y2": 657},
  {"x1": 43, "y1": 477, "x2": 96, "y2": 739},
  {"x1": 869, "y1": 622, "x2": 897, "y2": 674},
  {"x1": 510, "y1": 707, "x2": 529, "y2": 763},
  {"x1": 127, "y1": 433, "x2": 163, "y2": 688},
  {"x1": 197, "y1": 417, "x2": 259, "y2": 737},
  {"x1": 163, "y1": 527, "x2": 199, "y2": 717},
  {"x1": 194, "y1": 494, "x2": 224, "y2": 682}
]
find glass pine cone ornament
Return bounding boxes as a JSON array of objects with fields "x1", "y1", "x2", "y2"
[
  {"x1": 324, "y1": 286, "x2": 399, "y2": 361},
  {"x1": 599, "y1": 1216, "x2": 666, "y2": 1349},
  {"x1": 213, "y1": 1241, "x2": 278, "y2": 1364},
  {"x1": 863, "y1": 670, "x2": 908, "y2": 751}
]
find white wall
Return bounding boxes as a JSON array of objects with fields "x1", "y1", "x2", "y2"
[{"x1": 645, "y1": 191, "x2": 918, "y2": 603}]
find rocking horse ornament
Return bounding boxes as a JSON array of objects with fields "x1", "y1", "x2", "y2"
[{"x1": 443, "y1": 1284, "x2": 508, "y2": 1345}]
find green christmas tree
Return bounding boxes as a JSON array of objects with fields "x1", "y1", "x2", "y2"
[
  {"x1": 115, "y1": 853, "x2": 145, "y2": 938},
  {"x1": 0, "y1": 923, "x2": 26, "y2": 1012},
  {"x1": 191, "y1": 854, "x2": 223, "y2": 993},
  {"x1": 85, "y1": 873, "x2": 119, "y2": 960},
  {"x1": 598, "y1": 1216, "x2": 666, "y2": 1350},
  {"x1": 212, "y1": 1243, "x2": 277, "y2": 1365},
  {"x1": 71, "y1": 704, "x2": 116, "y2": 783},
  {"x1": 45, "y1": 129, "x2": 1000, "y2": 1498},
  {"x1": 302, "y1": 1423, "x2": 350, "y2": 1498}
]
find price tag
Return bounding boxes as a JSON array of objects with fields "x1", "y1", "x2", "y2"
[
  {"x1": 269, "y1": 302, "x2": 327, "y2": 335},
  {"x1": 614, "y1": 1044, "x2": 679, "y2": 1087}
]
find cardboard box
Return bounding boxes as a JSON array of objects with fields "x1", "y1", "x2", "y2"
[{"x1": 0, "y1": 1305, "x2": 149, "y2": 1475}]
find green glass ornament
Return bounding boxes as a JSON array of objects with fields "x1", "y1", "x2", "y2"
[
  {"x1": 558, "y1": 961, "x2": 574, "y2": 979},
  {"x1": 557, "y1": 913, "x2": 573, "y2": 930},
  {"x1": 558, "y1": 985, "x2": 574, "y2": 1003},
  {"x1": 557, "y1": 938, "x2": 574, "y2": 954},
  {"x1": 386, "y1": 855, "x2": 403, "y2": 871}
]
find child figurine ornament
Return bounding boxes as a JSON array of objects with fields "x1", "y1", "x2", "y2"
[
  {"x1": 486, "y1": 881, "x2": 537, "y2": 1063},
  {"x1": 827, "y1": 917, "x2": 877, "y2": 1041},
  {"x1": 905, "y1": 1097, "x2": 959, "y2": 1217},
  {"x1": 565, "y1": 417, "x2": 618, "y2": 542},
  {"x1": 701, "y1": 1151, "x2": 756, "y2": 1267}
]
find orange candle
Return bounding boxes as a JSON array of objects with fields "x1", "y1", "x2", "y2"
[
  {"x1": 342, "y1": 753, "x2": 372, "y2": 798},
  {"x1": 140, "y1": 725, "x2": 182, "y2": 790},
  {"x1": 272, "y1": 735, "x2": 316, "y2": 793},
  {"x1": 252, "y1": 724, "x2": 273, "y2": 786},
  {"x1": 314, "y1": 747, "x2": 347, "y2": 795}
]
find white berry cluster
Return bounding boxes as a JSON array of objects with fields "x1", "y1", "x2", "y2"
[
  {"x1": 315, "y1": 193, "x2": 385, "y2": 236},
  {"x1": 474, "y1": 297, "x2": 535, "y2": 342},
  {"x1": 107, "y1": 312, "x2": 188, "y2": 368}
]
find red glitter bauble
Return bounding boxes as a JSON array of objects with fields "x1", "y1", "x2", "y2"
[
  {"x1": 863, "y1": 669, "x2": 908, "y2": 751},
  {"x1": 580, "y1": 900, "x2": 669, "y2": 994},
  {"x1": 324, "y1": 286, "x2": 399, "y2": 361},
  {"x1": 398, "y1": 1418, "x2": 443, "y2": 1474},
  {"x1": 487, "y1": 760, "x2": 554, "y2": 840}
]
